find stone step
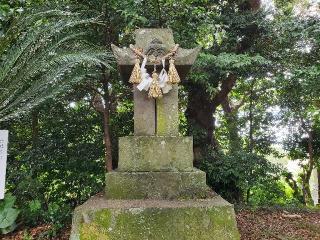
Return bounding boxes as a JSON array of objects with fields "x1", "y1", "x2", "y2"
[
  {"x1": 118, "y1": 136, "x2": 194, "y2": 172},
  {"x1": 105, "y1": 169, "x2": 211, "y2": 200},
  {"x1": 70, "y1": 195, "x2": 240, "y2": 240}
]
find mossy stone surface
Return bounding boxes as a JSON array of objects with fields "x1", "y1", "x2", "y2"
[
  {"x1": 118, "y1": 136, "x2": 194, "y2": 172},
  {"x1": 70, "y1": 195, "x2": 240, "y2": 240},
  {"x1": 105, "y1": 169, "x2": 211, "y2": 200},
  {"x1": 156, "y1": 85, "x2": 179, "y2": 136},
  {"x1": 134, "y1": 86, "x2": 156, "y2": 136}
]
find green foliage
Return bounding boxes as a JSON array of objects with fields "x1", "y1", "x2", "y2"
[
  {"x1": 0, "y1": 3, "x2": 113, "y2": 121},
  {"x1": 0, "y1": 0, "x2": 319, "y2": 234},
  {"x1": 0, "y1": 193, "x2": 20, "y2": 234},
  {"x1": 21, "y1": 198, "x2": 72, "y2": 236},
  {"x1": 22, "y1": 230, "x2": 33, "y2": 240},
  {"x1": 0, "y1": 0, "x2": 33, "y2": 36},
  {"x1": 190, "y1": 52, "x2": 270, "y2": 98},
  {"x1": 1, "y1": 98, "x2": 106, "y2": 233},
  {"x1": 201, "y1": 149, "x2": 283, "y2": 203},
  {"x1": 275, "y1": 12, "x2": 320, "y2": 203},
  {"x1": 248, "y1": 180, "x2": 301, "y2": 206},
  {"x1": 23, "y1": 199, "x2": 42, "y2": 225}
]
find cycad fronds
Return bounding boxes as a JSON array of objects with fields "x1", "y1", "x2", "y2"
[{"x1": 0, "y1": 4, "x2": 112, "y2": 121}]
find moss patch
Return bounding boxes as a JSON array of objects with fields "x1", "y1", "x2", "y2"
[{"x1": 73, "y1": 197, "x2": 240, "y2": 240}]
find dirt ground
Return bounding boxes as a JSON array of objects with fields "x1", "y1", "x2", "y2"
[
  {"x1": 2, "y1": 208, "x2": 320, "y2": 240},
  {"x1": 236, "y1": 208, "x2": 320, "y2": 240}
]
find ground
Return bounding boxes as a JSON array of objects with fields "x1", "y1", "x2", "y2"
[
  {"x1": 236, "y1": 208, "x2": 320, "y2": 240},
  {"x1": 2, "y1": 208, "x2": 320, "y2": 240}
]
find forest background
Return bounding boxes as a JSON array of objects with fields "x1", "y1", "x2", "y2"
[{"x1": 0, "y1": 0, "x2": 319, "y2": 238}]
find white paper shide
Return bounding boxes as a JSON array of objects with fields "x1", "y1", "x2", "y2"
[{"x1": 0, "y1": 130, "x2": 8, "y2": 200}]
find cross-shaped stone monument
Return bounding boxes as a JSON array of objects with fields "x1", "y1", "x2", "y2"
[
  {"x1": 109, "y1": 28, "x2": 201, "y2": 175},
  {"x1": 70, "y1": 29, "x2": 240, "y2": 240}
]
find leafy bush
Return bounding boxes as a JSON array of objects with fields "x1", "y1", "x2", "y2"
[
  {"x1": 248, "y1": 180, "x2": 301, "y2": 206},
  {"x1": 22, "y1": 199, "x2": 42, "y2": 226},
  {"x1": 21, "y1": 198, "x2": 72, "y2": 237},
  {"x1": 201, "y1": 149, "x2": 283, "y2": 203},
  {"x1": 1, "y1": 100, "x2": 106, "y2": 233},
  {"x1": 0, "y1": 193, "x2": 20, "y2": 234}
]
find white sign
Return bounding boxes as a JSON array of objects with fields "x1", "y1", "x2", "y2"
[{"x1": 0, "y1": 130, "x2": 8, "y2": 200}]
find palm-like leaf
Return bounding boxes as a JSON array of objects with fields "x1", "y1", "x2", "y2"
[{"x1": 0, "y1": 4, "x2": 112, "y2": 121}]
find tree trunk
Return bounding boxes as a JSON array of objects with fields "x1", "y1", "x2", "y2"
[
  {"x1": 185, "y1": 83, "x2": 217, "y2": 163},
  {"x1": 318, "y1": 167, "x2": 320, "y2": 206},
  {"x1": 248, "y1": 79, "x2": 256, "y2": 153},
  {"x1": 221, "y1": 98, "x2": 242, "y2": 153},
  {"x1": 246, "y1": 187, "x2": 251, "y2": 204},
  {"x1": 302, "y1": 174, "x2": 313, "y2": 205},
  {"x1": 101, "y1": 70, "x2": 113, "y2": 172},
  {"x1": 240, "y1": 0, "x2": 261, "y2": 11},
  {"x1": 97, "y1": 3, "x2": 119, "y2": 172},
  {"x1": 185, "y1": 74, "x2": 237, "y2": 162},
  {"x1": 103, "y1": 110, "x2": 113, "y2": 172},
  {"x1": 249, "y1": 0, "x2": 261, "y2": 11},
  {"x1": 302, "y1": 131, "x2": 315, "y2": 205}
]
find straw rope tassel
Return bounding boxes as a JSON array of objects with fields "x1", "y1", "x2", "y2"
[
  {"x1": 129, "y1": 58, "x2": 142, "y2": 84},
  {"x1": 168, "y1": 59, "x2": 181, "y2": 84},
  {"x1": 148, "y1": 72, "x2": 163, "y2": 98}
]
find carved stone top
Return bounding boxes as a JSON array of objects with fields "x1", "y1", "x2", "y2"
[
  {"x1": 145, "y1": 38, "x2": 167, "y2": 63},
  {"x1": 135, "y1": 28, "x2": 175, "y2": 50},
  {"x1": 111, "y1": 28, "x2": 200, "y2": 82}
]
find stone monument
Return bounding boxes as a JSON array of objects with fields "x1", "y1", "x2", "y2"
[{"x1": 70, "y1": 29, "x2": 240, "y2": 240}]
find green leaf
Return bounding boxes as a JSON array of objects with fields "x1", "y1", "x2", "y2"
[
  {"x1": 0, "y1": 194, "x2": 16, "y2": 210},
  {"x1": 0, "y1": 208, "x2": 20, "y2": 229}
]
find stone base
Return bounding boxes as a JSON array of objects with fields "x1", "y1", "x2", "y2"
[
  {"x1": 105, "y1": 169, "x2": 212, "y2": 200},
  {"x1": 118, "y1": 136, "x2": 194, "y2": 172},
  {"x1": 70, "y1": 194, "x2": 240, "y2": 240}
]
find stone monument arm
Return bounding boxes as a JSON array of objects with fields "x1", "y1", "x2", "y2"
[
  {"x1": 174, "y1": 46, "x2": 202, "y2": 66},
  {"x1": 111, "y1": 44, "x2": 137, "y2": 66}
]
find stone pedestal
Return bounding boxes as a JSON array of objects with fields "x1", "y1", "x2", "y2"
[
  {"x1": 105, "y1": 169, "x2": 211, "y2": 200},
  {"x1": 70, "y1": 137, "x2": 240, "y2": 240},
  {"x1": 70, "y1": 195, "x2": 240, "y2": 240},
  {"x1": 70, "y1": 28, "x2": 240, "y2": 240}
]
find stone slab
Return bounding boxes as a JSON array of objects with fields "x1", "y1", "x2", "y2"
[
  {"x1": 133, "y1": 86, "x2": 156, "y2": 136},
  {"x1": 105, "y1": 169, "x2": 211, "y2": 200},
  {"x1": 156, "y1": 85, "x2": 179, "y2": 136},
  {"x1": 70, "y1": 195, "x2": 240, "y2": 240},
  {"x1": 118, "y1": 136, "x2": 193, "y2": 172}
]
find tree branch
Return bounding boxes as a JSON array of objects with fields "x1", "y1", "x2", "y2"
[{"x1": 212, "y1": 73, "x2": 237, "y2": 109}]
